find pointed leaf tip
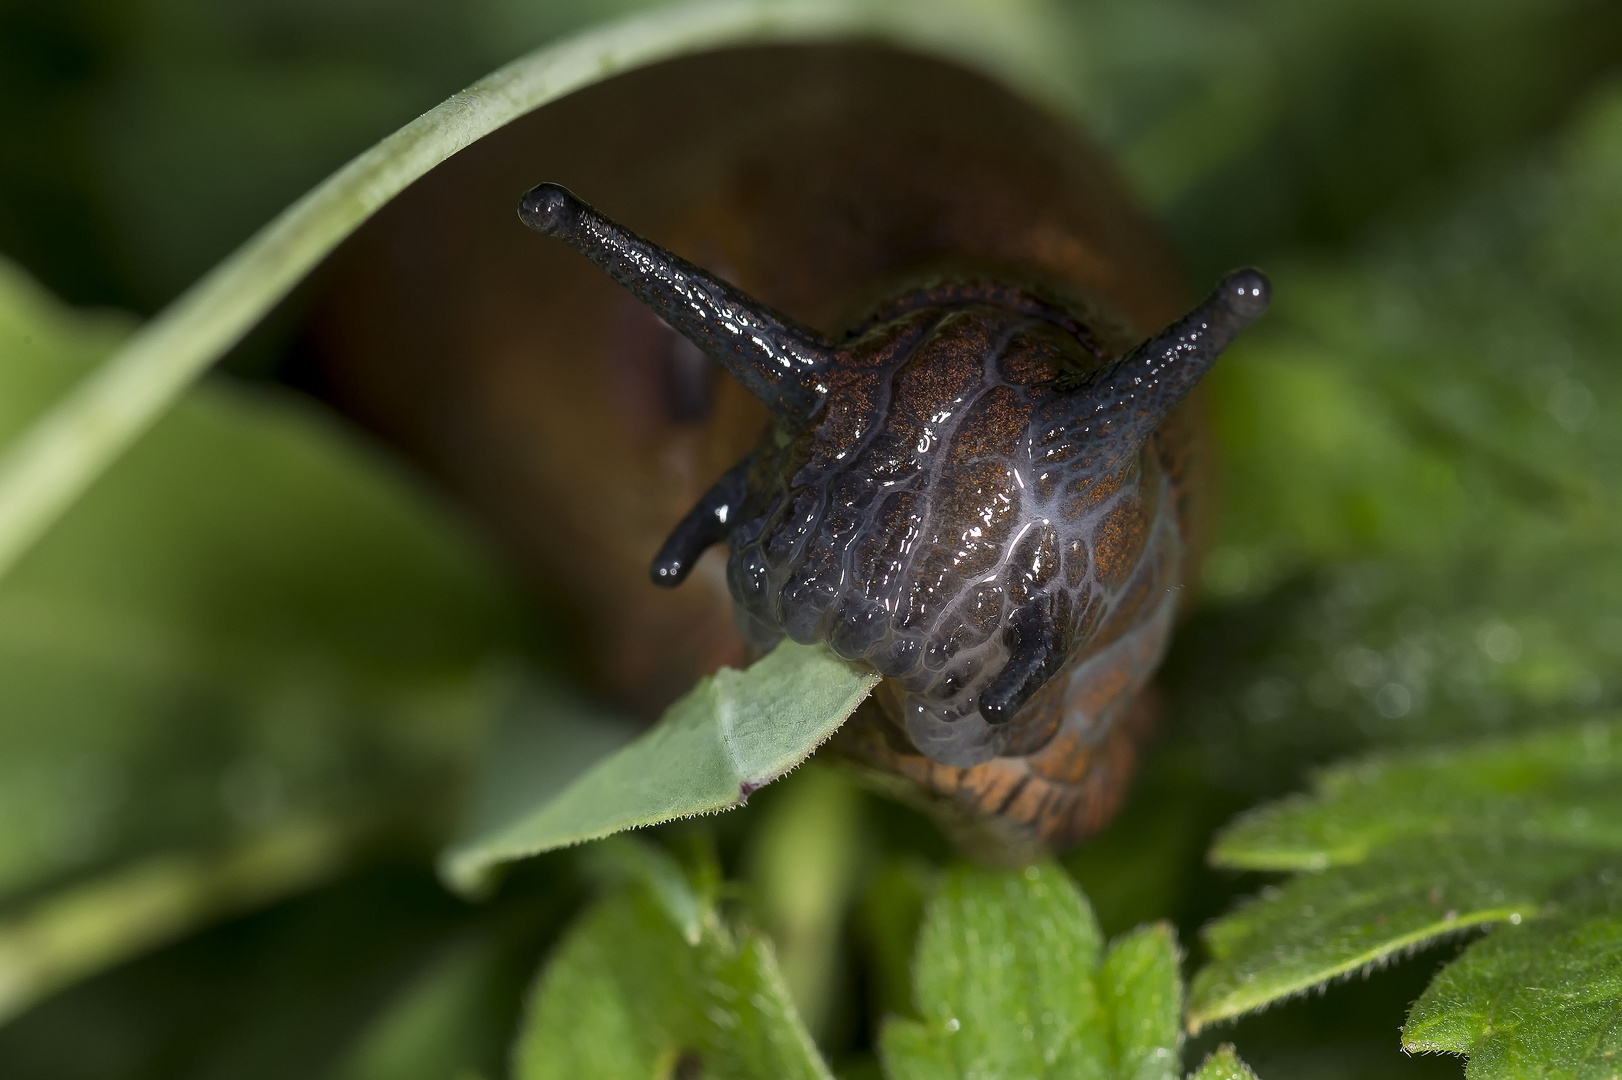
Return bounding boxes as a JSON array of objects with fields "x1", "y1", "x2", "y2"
[
  {"x1": 440, "y1": 642, "x2": 877, "y2": 893},
  {"x1": 1188, "y1": 1044, "x2": 1261, "y2": 1080}
]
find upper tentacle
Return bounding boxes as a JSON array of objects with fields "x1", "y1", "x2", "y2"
[
  {"x1": 519, "y1": 183, "x2": 836, "y2": 419},
  {"x1": 1056, "y1": 268, "x2": 1270, "y2": 461}
]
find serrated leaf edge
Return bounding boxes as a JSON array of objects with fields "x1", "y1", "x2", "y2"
[{"x1": 1187, "y1": 910, "x2": 1520, "y2": 1033}]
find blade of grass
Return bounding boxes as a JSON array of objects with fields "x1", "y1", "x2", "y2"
[
  {"x1": 0, "y1": 813, "x2": 367, "y2": 1023},
  {"x1": 0, "y1": 0, "x2": 1068, "y2": 585}
]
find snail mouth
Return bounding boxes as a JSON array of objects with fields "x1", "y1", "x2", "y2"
[{"x1": 904, "y1": 698, "x2": 1006, "y2": 768}]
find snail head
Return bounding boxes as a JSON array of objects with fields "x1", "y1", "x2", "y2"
[{"x1": 520, "y1": 182, "x2": 1269, "y2": 766}]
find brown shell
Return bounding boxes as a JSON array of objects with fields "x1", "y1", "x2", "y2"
[{"x1": 302, "y1": 43, "x2": 1204, "y2": 852}]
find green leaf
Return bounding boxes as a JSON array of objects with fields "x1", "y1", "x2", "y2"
[
  {"x1": 0, "y1": 258, "x2": 518, "y2": 908},
  {"x1": 1212, "y1": 720, "x2": 1622, "y2": 871},
  {"x1": 440, "y1": 642, "x2": 877, "y2": 893},
  {"x1": 1403, "y1": 887, "x2": 1622, "y2": 1078},
  {"x1": 0, "y1": 0, "x2": 1077, "y2": 586},
  {"x1": 881, "y1": 864, "x2": 1102, "y2": 1079},
  {"x1": 1186, "y1": 1045, "x2": 1260, "y2": 1080},
  {"x1": 1190, "y1": 721, "x2": 1622, "y2": 1075},
  {"x1": 1193, "y1": 720, "x2": 1622, "y2": 1028},
  {"x1": 0, "y1": 814, "x2": 363, "y2": 1023},
  {"x1": 1190, "y1": 837, "x2": 1569, "y2": 1030},
  {"x1": 437, "y1": 670, "x2": 640, "y2": 898},
  {"x1": 0, "y1": 254, "x2": 529, "y2": 1023},
  {"x1": 880, "y1": 863, "x2": 1183, "y2": 1080},
  {"x1": 515, "y1": 841, "x2": 831, "y2": 1080},
  {"x1": 1103, "y1": 924, "x2": 1184, "y2": 1080}
]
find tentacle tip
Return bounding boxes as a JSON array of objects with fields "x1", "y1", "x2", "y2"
[
  {"x1": 1217, "y1": 268, "x2": 1272, "y2": 324},
  {"x1": 976, "y1": 692, "x2": 1021, "y2": 727},
  {"x1": 518, "y1": 182, "x2": 581, "y2": 236},
  {"x1": 649, "y1": 557, "x2": 687, "y2": 589}
]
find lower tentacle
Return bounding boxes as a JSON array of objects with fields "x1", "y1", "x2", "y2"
[{"x1": 650, "y1": 455, "x2": 752, "y2": 587}]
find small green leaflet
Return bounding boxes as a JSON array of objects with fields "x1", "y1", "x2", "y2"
[
  {"x1": 880, "y1": 862, "x2": 1188, "y2": 1080},
  {"x1": 1186, "y1": 1045, "x2": 1260, "y2": 1080},
  {"x1": 514, "y1": 840, "x2": 830, "y2": 1080},
  {"x1": 524, "y1": 851, "x2": 1262, "y2": 1080},
  {"x1": 1189, "y1": 719, "x2": 1622, "y2": 1078},
  {"x1": 0, "y1": 257, "x2": 519, "y2": 1014},
  {"x1": 1191, "y1": 837, "x2": 1568, "y2": 1030},
  {"x1": 439, "y1": 643, "x2": 878, "y2": 894}
]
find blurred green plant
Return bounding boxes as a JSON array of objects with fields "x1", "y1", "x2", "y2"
[
  {"x1": 0, "y1": 0, "x2": 1618, "y2": 1077},
  {"x1": 0, "y1": 251, "x2": 529, "y2": 1022}
]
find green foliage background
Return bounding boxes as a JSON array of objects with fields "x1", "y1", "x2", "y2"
[{"x1": 0, "y1": 0, "x2": 1620, "y2": 1077}]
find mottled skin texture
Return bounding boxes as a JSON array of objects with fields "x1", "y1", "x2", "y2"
[
  {"x1": 728, "y1": 283, "x2": 1234, "y2": 854},
  {"x1": 521, "y1": 182, "x2": 1268, "y2": 853},
  {"x1": 729, "y1": 288, "x2": 1176, "y2": 771}
]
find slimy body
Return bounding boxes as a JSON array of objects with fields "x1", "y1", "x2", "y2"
[
  {"x1": 519, "y1": 183, "x2": 1268, "y2": 852},
  {"x1": 304, "y1": 45, "x2": 1266, "y2": 855}
]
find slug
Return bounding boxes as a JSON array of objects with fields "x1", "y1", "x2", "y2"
[
  {"x1": 302, "y1": 44, "x2": 1265, "y2": 855},
  {"x1": 516, "y1": 181, "x2": 1266, "y2": 852}
]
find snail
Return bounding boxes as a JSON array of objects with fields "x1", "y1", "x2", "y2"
[{"x1": 301, "y1": 44, "x2": 1267, "y2": 855}]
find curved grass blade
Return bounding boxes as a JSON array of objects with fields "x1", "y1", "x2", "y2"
[
  {"x1": 0, "y1": 0, "x2": 1070, "y2": 586},
  {"x1": 0, "y1": 814, "x2": 362, "y2": 1024}
]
